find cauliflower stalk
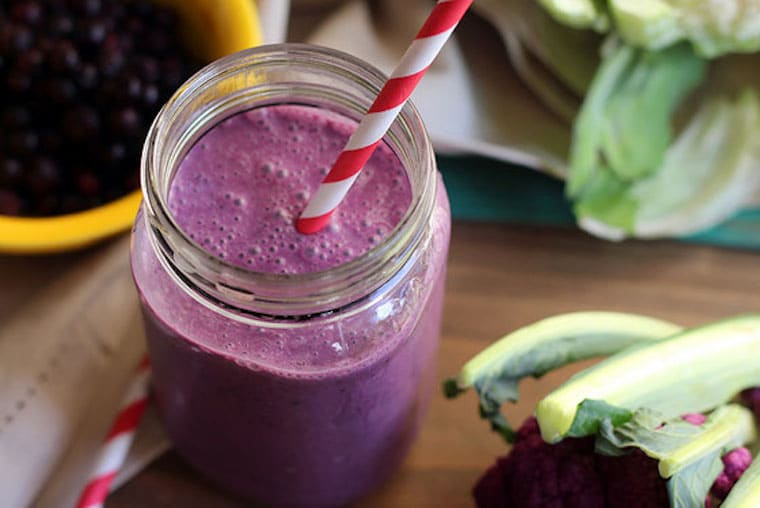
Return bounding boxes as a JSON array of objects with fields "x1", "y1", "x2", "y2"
[
  {"x1": 531, "y1": 0, "x2": 760, "y2": 240},
  {"x1": 539, "y1": 0, "x2": 760, "y2": 58}
]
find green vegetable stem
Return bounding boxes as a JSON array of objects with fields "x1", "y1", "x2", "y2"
[
  {"x1": 536, "y1": 314, "x2": 760, "y2": 443},
  {"x1": 443, "y1": 311, "x2": 681, "y2": 442}
]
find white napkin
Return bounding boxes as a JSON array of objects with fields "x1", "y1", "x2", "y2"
[
  {"x1": 258, "y1": 0, "x2": 291, "y2": 44},
  {"x1": 0, "y1": 237, "x2": 169, "y2": 508}
]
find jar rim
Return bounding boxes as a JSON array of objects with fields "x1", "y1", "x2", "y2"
[{"x1": 140, "y1": 43, "x2": 437, "y2": 321}]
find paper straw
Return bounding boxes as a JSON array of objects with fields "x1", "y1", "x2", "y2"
[
  {"x1": 75, "y1": 356, "x2": 150, "y2": 508},
  {"x1": 296, "y1": 0, "x2": 473, "y2": 234}
]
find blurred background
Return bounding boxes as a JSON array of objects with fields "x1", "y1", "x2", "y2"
[{"x1": 2, "y1": 1, "x2": 760, "y2": 507}]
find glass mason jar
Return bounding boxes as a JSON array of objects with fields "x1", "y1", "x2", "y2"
[{"x1": 130, "y1": 44, "x2": 451, "y2": 508}]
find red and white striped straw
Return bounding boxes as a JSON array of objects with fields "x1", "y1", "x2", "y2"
[
  {"x1": 296, "y1": 0, "x2": 473, "y2": 234},
  {"x1": 75, "y1": 356, "x2": 150, "y2": 508}
]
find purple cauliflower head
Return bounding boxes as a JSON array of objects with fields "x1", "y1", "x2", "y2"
[
  {"x1": 711, "y1": 447, "x2": 753, "y2": 501},
  {"x1": 473, "y1": 416, "x2": 753, "y2": 508},
  {"x1": 741, "y1": 388, "x2": 760, "y2": 420},
  {"x1": 681, "y1": 413, "x2": 707, "y2": 426},
  {"x1": 473, "y1": 417, "x2": 667, "y2": 508}
]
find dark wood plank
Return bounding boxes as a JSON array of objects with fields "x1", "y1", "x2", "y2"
[{"x1": 108, "y1": 222, "x2": 760, "y2": 507}]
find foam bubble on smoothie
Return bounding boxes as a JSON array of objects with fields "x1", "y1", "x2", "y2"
[{"x1": 168, "y1": 105, "x2": 412, "y2": 275}]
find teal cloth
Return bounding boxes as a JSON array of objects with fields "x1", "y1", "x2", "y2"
[{"x1": 438, "y1": 155, "x2": 760, "y2": 250}]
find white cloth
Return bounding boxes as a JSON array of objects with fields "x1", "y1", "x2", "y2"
[{"x1": 0, "y1": 237, "x2": 169, "y2": 508}]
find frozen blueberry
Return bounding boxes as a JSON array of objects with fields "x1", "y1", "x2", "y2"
[{"x1": 0, "y1": 0, "x2": 201, "y2": 216}]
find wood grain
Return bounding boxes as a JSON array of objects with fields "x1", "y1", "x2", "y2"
[{"x1": 104, "y1": 221, "x2": 760, "y2": 507}]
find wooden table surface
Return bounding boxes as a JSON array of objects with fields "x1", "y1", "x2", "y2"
[
  {"x1": 98, "y1": 221, "x2": 759, "y2": 507},
  {"x1": 3, "y1": 221, "x2": 757, "y2": 506}
]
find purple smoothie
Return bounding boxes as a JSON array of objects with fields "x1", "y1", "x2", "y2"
[
  {"x1": 131, "y1": 104, "x2": 450, "y2": 507},
  {"x1": 168, "y1": 105, "x2": 412, "y2": 276}
]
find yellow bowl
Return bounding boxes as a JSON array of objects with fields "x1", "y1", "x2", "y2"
[{"x1": 0, "y1": 0, "x2": 262, "y2": 255}]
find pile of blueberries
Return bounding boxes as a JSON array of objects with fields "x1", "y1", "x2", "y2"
[{"x1": 0, "y1": 0, "x2": 202, "y2": 216}]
